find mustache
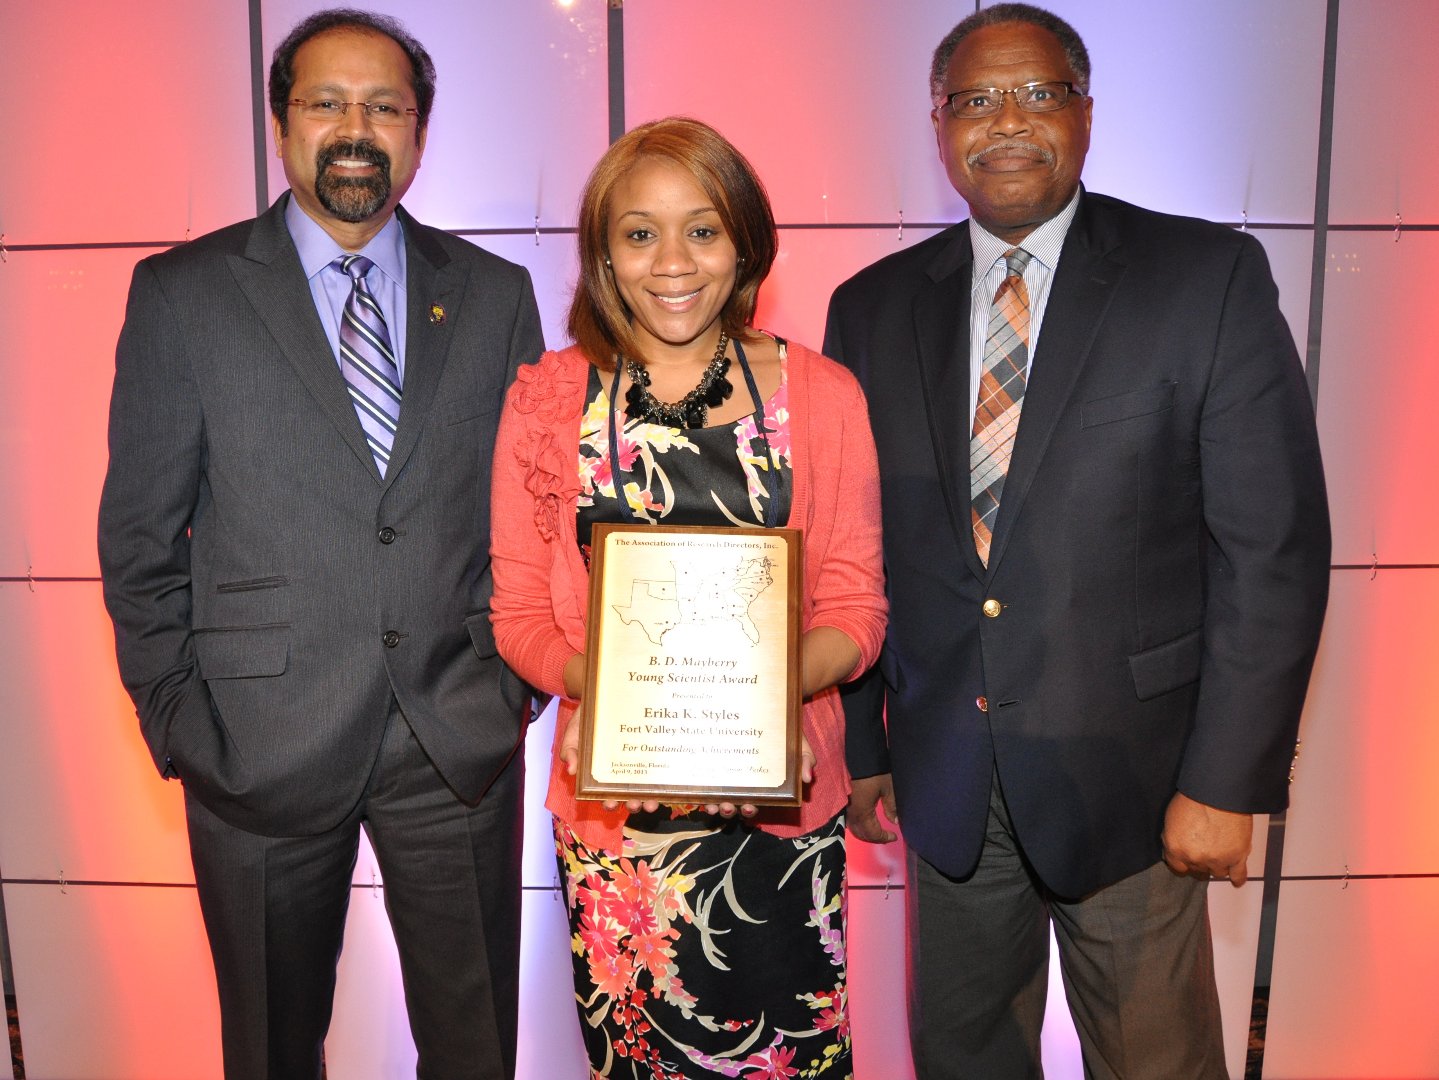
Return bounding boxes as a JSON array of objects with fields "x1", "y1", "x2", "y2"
[
  {"x1": 967, "y1": 141, "x2": 1055, "y2": 167},
  {"x1": 316, "y1": 139, "x2": 391, "y2": 175}
]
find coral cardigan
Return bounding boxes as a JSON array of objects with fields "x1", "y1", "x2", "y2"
[{"x1": 489, "y1": 341, "x2": 886, "y2": 853}]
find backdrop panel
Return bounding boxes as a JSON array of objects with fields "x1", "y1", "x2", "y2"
[
  {"x1": 1039, "y1": 937, "x2": 1085, "y2": 1080},
  {"x1": 0, "y1": 2, "x2": 254, "y2": 245},
  {"x1": 471, "y1": 232, "x2": 582, "y2": 358},
  {"x1": 847, "y1": 884, "x2": 918, "y2": 1080},
  {"x1": 259, "y1": 0, "x2": 610, "y2": 230},
  {"x1": 624, "y1": 0, "x2": 967, "y2": 226},
  {"x1": 518, "y1": 697, "x2": 563, "y2": 887},
  {"x1": 1210, "y1": 881, "x2": 1264, "y2": 1080},
  {"x1": 1283, "y1": 571, "x2": 1439, "y2": 878},
  {"x1": 1313, "y1": 232, "x2": 1439, "y2": 565},
  {"x1": 846, "y1": 820, "x2": 906, "y2": 891},
  {"x1": 1249, "y1": 228, "x2": 1316, "y2": 367},
  {"x1": 0, "y1": 585, "x2": 191, "y2": 885},
  {"x1": 1328, "y1": 0, "x2": 1439, "y2": 225},
  {"x1": 0, "y1": 248, "x2": 164, "y2": 578},
  {"x1": 513, "y1": 886, "x2": 591, "y2": 1079},
  {"x1": 1264, "y1": 877, "x2": 1439, "y2": 1078},
  {"x1": 757, "y1": 227, "x2": 947, "y2": 353},
  {"x1": 4, "y1": 882, "x2": 220, "y2": 1080},
  {"x1": 1041, "y1": 0, "x2": 1325, "y2": 225},
  {"x1": 326, "y1": 883, "x2": 418, "y2": 1076}
]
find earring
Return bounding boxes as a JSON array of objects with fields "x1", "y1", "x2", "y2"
[{"x1": 604, "y1": 257, "x2": 612, "y2": 268}]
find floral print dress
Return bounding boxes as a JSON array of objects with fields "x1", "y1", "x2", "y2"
[{"x1": 561, "y1": 346, "x2": 852, "y2": 1080}]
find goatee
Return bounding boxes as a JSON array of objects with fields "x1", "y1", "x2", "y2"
[{"x1": 314, "y1": 140, "x2": 392, "y2": 223}]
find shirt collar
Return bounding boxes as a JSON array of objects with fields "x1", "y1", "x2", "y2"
[
  {"x1": 284, "y1": 193, "x2": 406, "y2": 287},
  {"x1": 968, "y1": 185, "x2": 1082, "y2": 283}
]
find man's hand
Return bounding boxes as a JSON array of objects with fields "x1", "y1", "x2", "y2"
[
  {"x1": 1162, "y1": 791, "x2": 1253, "y2": 886},
  {"x1": 847, "y1": 773, "x2": 898, "y2": 844}
]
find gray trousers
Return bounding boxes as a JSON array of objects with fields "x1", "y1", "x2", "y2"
[
  {"x1": 185, "y1": 706, "x2": 524, "y2": 1080},
  {"x1": 906, "y1": 773, "x2": 1227, "y2": 1079}
]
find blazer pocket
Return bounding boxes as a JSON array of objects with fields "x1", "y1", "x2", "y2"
[
  {"x1": 465, "y1": 611, "x2": 499, "y2": 659},
  {"x1": 444, "y1": 398, "x2": 501, "y2": 427},
  {"x1": 1128, "y1": 627, "x2": 1202, "y2": 701},
  {"x1": 1080, "y1": 382, "x2": 1176, "y2": 428},
  {"x1": 194, "y1": 624, "x2": 290, "y2": 679},
  {"x1": 215, "y1": 576, "x2": 289, "y2": 593}
]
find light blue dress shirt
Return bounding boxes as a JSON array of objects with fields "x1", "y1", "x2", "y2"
[
  {"x1": 965, "y1": 186, "x2": 1081, "y2": 431},
  {"x1": 285, "y1": 194, "x2": 409, "y2": 382}
]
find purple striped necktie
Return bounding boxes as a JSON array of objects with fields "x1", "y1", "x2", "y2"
[
  {"x1": 333, "y1": 254, "x2": 402, "y2": 476},
  {"x1": 970, "y1": 247, "x2": 1032, "y2": 567}
]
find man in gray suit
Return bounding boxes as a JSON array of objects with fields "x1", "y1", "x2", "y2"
[{"x1": 98, "y1": 10, "x2": 542, "y2": 1078}]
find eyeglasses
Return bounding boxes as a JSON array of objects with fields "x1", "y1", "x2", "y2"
[
  {"x1": 287, "y1": 98, "x2": 419, "y2": 126},
  {"x1": 935, "y1": 81, "x2": 1083, "y2": 120}
]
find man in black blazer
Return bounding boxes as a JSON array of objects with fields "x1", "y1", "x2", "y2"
[
  {"x1": 98, "y1": 11, "x2": 541, "y2": 1078},
  {"x1": 825, "y1": 4, "x2": 1329, "y2": 1076}
]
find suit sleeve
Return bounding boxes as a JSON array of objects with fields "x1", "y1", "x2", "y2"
[
  {"x1": 823, "y1": 288, "x2": 894, "y2": 781},
  {"x1": 503, "y1": 267, "x2": 545, "y2": 394},
  {"x1": 97, "y1": 259, "x2": 213, "y2": 778},
  {"x1": 1181, "y1": 233, "x2": 1331, "y2": 812}
]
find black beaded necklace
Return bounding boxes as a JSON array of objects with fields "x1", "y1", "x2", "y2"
[
  {"x1": 621, "y1": 331, "x2": 733, "y2": 429},
  {"x1": 607, "y1": 337, "x2": 780, "y2": 528}
]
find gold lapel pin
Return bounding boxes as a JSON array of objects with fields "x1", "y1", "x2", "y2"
[{"x1": 429, "y1": 303, "x2": 446, "y2": 325}]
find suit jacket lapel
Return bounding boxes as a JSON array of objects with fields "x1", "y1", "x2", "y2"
[
  {"x1": 229, "y1": 199, "x2": 383, "y2": 478},
  {"x1": 383, "y1": 207, "x2": 462, "y2": 487},
  {"x1": 986, "y1": 196, "x2": 1127, "y2": 573},
  {"x1": 911, "y1": 227, "x2": 989, "y2": 581}
]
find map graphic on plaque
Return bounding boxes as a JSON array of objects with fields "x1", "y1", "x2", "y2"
[{"x1": 613, "y1": 554, "x2": 775, "y2": 649}]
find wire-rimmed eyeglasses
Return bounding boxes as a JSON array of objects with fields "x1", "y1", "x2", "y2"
[
  {"x1": 287, "y1": 98, "x2": 420, "y2": 126},
  {"x1": 934, "y1": 81, "x2": 1083, "y2": 120}
]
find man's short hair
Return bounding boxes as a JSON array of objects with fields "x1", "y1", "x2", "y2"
[
  {"x1": 269, "y1": 8, "x2": 437, "y2": 137},
  {"x1": 930, "y1": 3, "x2": 1091, "y2": 100}
]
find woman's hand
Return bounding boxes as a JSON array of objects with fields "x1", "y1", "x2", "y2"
[
  {"x1": 558, "y1": 671, "x2": 662, "y2": 812},
  {"x1": 558, "y1": 653, "x2": 588, "y2": 776},
  {"x1": 703, "y1": 734, "x2": 814, "y2": 819},
  {"x1": 558, "y1": 700, "x2": 582, "y2": 776}
]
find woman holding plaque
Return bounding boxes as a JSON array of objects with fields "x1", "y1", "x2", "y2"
[{"x1": 490, "y1": 116, "x2": 885, "y2": 1079}]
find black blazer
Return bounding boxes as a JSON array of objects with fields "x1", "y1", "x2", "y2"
[
  {"x1": 824, "y1": 191, "x2": 1330, "y2": 897},
  {"x1": 99, "y1": 196, "x2": 545, "y2": 836}
]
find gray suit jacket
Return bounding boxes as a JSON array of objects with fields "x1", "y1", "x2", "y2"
[{"x1": 99, "y1": 195, "x2": 544, "y2": 836}]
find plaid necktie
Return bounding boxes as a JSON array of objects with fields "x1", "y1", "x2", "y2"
[
  {"x1": 334, "y1": 254, "x2": 402, "y2": 476},
  {"x1": 970, "y1": 247, "x2": 1032, "y2": 567}
]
